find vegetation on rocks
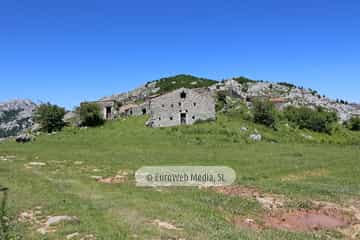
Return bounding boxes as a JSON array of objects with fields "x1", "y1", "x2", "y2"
[
  {"x1": 346, "y1": 116, "x2": 360, "y2": 131},
  {"x1": 277, "y1": 82, "x2": 297, "y2": 89},
  {"x1": 283, "y1": 106, "x2": 338, "y2": 134},
  {"x1": 154, "y1": 74, "x2": 216, "y2": 94},
  {"x1": 232, "y1": 76, "x2": 257, "y2": 84}
]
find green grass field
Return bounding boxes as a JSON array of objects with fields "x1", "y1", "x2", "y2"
[{"x1": 0, "y1": 115, "x2": 359, "y2": 239}]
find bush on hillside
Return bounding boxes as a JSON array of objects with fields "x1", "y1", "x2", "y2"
[
  {"x1": 155, "y1": 74, "x2": 216, "y2": 94},
  {"x1": 233, "y1": 76, "x2": 256, "y2": 84},
  {"x1": 283, "y1": 106, "x2": 338, "y2": 134},
  {"x1": 252, "y1": 99, "x2": 278, "y2": 128},
  {"x1": 277, "y1": 82, "x2": 297, "y2": 88},
  {"x1": 346, "y1": 117, "x2": 360, "y2": 131},
  {"x1": 215, "y1": 91, "x2": 227, "y2": 112},
  {"x1": 35, "y1": 103, "x2": 66, "y2": 133},
  {"x1": 80, "y1": 103, "x2": 104, "y2": 127}
]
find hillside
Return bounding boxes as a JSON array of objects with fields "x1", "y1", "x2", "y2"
[
  {"x1": 100, "y1": 74, "x2": 217, "y2": 102},
  {"x1": 99, "y1": 74, "x2": 359, "y2": 122},
  {"x1": 0, "y1": 116, "x2": 360, "y2": 239},
  {"x1": 0, "y1": 99, "x2": 37, "y2": 138}
]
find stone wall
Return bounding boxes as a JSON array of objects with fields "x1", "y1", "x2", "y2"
[{"x1": 147, "y1": 88, "x2": 215, "y2": 127}]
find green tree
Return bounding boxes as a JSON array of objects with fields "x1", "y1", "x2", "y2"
[
  {"x1": 80, "y1": 103, "x2": 104, "y2": 127},
  {"x1": 35, "y1": 103, "x2": 66, "y2": 133},
  {"x1": 347, "y1": 117, "x2": 360, "y2": 131},
  {"x1": 252, "y1": 99, "x2": 278, "y2": 128},
  {"x1": 283, "y1": 106, "x2": 338, "y2": 134}
]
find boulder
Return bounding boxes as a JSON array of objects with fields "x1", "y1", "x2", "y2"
[
  {"x1": 249, "y1": 133, "x2": 262, "y2": 141},
  {"x1": 15, "y1": 134, "x2": 34, "y2": 143},
  {"x1": 46, "y1": 216, "x2": 79, "y2": 227},
  {"x1": 31, "y1": 123, "x2": 41, "y2": 133},
  {"x1": 240, "y1": 127, "x2": 248, "y2": 132}
]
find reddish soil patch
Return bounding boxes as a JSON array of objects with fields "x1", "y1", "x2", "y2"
[
  {"x1": 232, "y1": 209, "x2": 351, "y2": 233},
  {"x1": 266, "y1": 209, "x2": 350, "y2": 232},
  {"x1": 212, "y1": 185, "x2": 360, "y2": 237},
  {"x1": 97, "y1": 175, "x2": 127, "y2": 184}
]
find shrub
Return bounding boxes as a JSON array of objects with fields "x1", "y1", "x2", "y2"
[
  {"x1": 35, "y1": 103, "x2": 66, "y2": 133},
  {"x1": 347, "y1": 117, "x2": 360, "y2": 131},
  {"x1": 80, "y1": 102, "x2": 104, "y2": 127},
  {"x1": 155, "y1": 74, "x2": 216, "y2": 94},
  {"x1": 215, "y1": 91, "x2": 227, "y2": 112},
  {"x1": 252, "y1": 99, "x2": 278, "y2": 128},
  {"x1": 233, "y1": 76, "x2": 256, "y2": 84},
  {"x1": 283, "y1": 106, "x2": 338, "y2": 134},
  {"x1": 277, "y1": 82, "x2": 296, "y2": 88}
]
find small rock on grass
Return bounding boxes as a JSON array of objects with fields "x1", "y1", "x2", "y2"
[
  {"x1": 46, "y1": 216, "x2": 80, "y2": 226},
  {"x1": 66, "y1": 232, "x2": 80, "y2": 239},
  {"x1": 28, "y1": 162, "x2": 46, "y2": 166},
  {"x1": 152, "y1": 219, "x2": 182, "y2": 231}
]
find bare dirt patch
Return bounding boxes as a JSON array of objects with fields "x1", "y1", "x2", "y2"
[
  {"x1": 24, "y1": 162, "x2": 47, "y2": 168},
  {"x1": 96, "y1": 170, "x2": 132, "y2": 184},
  {"x1": 265, "y1": 208, "x2": 350, "y2": 231},
  {"x1": 18, "y1": 207, "x2": 84, "y2": 236},
  {"x1": 212, "y1": 185, "x2": 284, "y2": 210},
  {"x1": 97, "y1": 176, "x2": 126, "y2": 184},
  {"x1": 151, "y1": 219, "x2": 183, "y2": 231},
  {"x1": 281, "y1": 169, "x2": 329, "y2": 182},
  {"x1": 18, "y1": 206, "x2": 44, "y2": 225},
  {"x1": 212, "y1": 185, "x2": 360, "y2": 238},
  {"x1": 0, "y1": 155, "x2": 16, "y2": 161}
]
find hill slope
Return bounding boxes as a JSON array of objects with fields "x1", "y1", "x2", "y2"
[
  {"x1": 100, "y1": 74, "x2": 217, "y2": 102},
  {"x1": 100, "y1": 74, "x2": 360, "y2": 122}
]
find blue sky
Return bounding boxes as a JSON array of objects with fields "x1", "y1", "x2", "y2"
[{"x1": 1, "y1": 0, "x2": 359, "y2": 109}]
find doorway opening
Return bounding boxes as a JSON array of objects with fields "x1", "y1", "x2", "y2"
[
  {"x1": 180, "y1": 113, "x2": 187, "y2": 125},
  {"x1": 105, "y1": 106, "x2": 112, "y2": 119}
]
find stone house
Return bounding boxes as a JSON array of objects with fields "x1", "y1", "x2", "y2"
[{"x1": 146, "y1": 88, "x2": 216, "y2": 128}]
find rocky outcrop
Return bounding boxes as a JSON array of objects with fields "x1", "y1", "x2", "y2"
[
  {"x1": 15, "y1": 133, "x2": 34, "y2": 143},
  {"x1": 0, "y1": 99, "x2": 37, "y2": 138},
  {"x1": 100, "y1": 82, "x2": 159, "y2": 103},
  {"x1": 210, "y1": 79, "x2": 359, "y2": 122}
]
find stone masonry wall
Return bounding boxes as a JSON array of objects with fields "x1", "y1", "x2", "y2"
[{"x1": 148, "y1": 88, "x2": 215, "y2": 127}]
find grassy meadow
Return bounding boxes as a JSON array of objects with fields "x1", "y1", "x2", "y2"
[{"x1": 0, "y1": 115, "x2": 360, "y2": 239}]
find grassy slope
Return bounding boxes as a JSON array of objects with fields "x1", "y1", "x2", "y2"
[{"x1": 0, "y1": 115, "x2": 360, "y2": 239}]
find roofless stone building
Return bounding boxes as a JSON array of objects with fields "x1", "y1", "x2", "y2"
[{"x1": 83, "y1": 87, "x2": 216, "y2": 127}]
